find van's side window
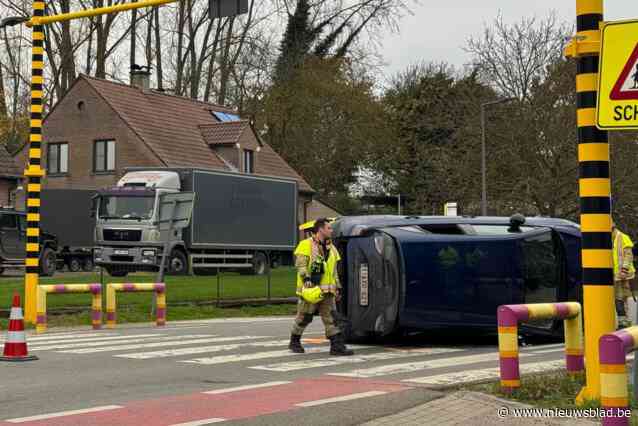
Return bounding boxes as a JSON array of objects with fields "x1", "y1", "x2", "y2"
[{"x1": 0, "y1": 214, "x2": 17, "y2": 229}]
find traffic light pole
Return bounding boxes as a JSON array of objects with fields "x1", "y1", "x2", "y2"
[{"x1": 566, "y1": 0, "x2": 613, "y2": 403}]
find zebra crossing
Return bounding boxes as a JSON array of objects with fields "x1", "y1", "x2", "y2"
[{"x1": 6, "y1": 328, "x2": 573, "y2": 387}]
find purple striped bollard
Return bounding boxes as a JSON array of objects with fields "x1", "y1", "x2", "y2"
[
  {"x1": 599, "y1": 327, "x2": 638, "y2": 425},
  {"x1": 497, "y1": 302, "x2": 583, "y2": 393}
]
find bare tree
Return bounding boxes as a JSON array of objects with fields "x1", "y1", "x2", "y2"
[{"x1": 466, "y1": 13, "x2": 570, "y2": 100}]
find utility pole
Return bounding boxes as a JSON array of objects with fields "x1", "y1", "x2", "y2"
[
  {"x1": 565, "y1": 0, "x2": 612, "y2": 403},
  {"x1": 480, "y1": 98, "x2": 515, "y2": 216}
]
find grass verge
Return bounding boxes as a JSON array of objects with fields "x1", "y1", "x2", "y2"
[
  {"x1": 470, "y1": 370, "x2": 638, "y2": 424},
  {"x1": 0, "y1": 303, "x2": 297, "y2": 329},
  {"x1": 0, "y1": 268, "x2": 298, "y2": 327}
]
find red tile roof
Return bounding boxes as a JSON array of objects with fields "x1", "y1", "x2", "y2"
[
  {"x1": 80, "y1": 75, "x2": 313, "y2": 192},
  {"x1": 199, "y1": 121, "x2": 250, "y2": 146}
]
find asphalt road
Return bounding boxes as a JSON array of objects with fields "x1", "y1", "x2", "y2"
[{"x1": 0, "y1": 317, "x2": 569, "y2": 426}]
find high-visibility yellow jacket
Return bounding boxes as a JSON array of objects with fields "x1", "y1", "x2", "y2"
[
  {"x1": 613, "y1": 230, "x2": 635, "y2": 280},
  {"x1": 295, "y1": 237, "x2": 341, "y2": 296}
]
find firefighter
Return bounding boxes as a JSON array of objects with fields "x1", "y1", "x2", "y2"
[
  {"x1": 289, "y1": 218, "x2": 353, "y2": 356},
  {"x1": 613, "y1": 221, "x2": 635, "y2": 329}
]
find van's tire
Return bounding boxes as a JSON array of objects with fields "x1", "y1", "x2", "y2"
[
  {"x1": 68, "y1": 257, "x2": 83, "y2": 273},
  {"x1": 252, "y1": 252, "x2": 270, "y2": 276},
  {"x1": 83, "y1": 258, "x2": 95, "y2": 272},
  {"x1": 107, "y1": 268, "x2": 128, "y2": 277},
  {"x1": 168, "y1": 249, "x2": 188, "y2": 275},
  {"x1": 39, "y1": 248, "x2": 57, "y2": 277}
]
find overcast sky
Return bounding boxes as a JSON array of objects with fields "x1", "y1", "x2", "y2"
[{"x1": 379, "y1": 1, "x2": 638, "y2": 77}]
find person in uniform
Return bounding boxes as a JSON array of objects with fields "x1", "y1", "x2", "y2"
[
  {"x1": 613, "y1": 221, "x2": 636, "y2": 328},
  {"x1": 289, "y1": 218, "x2": 353, "y2": 356}
]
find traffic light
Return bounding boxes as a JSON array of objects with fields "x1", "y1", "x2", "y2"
[{"x1": 209, "y1": 0, "x2": 248, "y2": 19}]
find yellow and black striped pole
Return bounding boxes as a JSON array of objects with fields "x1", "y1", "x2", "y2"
[
  {"x1": 23, "y1": 2, "x2": 46, "y2": 324},
  {"x1": 569, "y1": 0, "x2": 614, "y2": 402}
]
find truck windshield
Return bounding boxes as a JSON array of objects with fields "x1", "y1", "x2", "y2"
[{"x1": 99, "y1": 196, "x2": 155, "y2": 220}]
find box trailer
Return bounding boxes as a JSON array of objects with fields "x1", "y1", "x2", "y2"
[{"x1": 40, "y1": 189, "x2": 97, "y2": 272}]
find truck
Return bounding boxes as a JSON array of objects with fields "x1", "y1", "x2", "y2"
[{"x1": 93, "y1": 168, "x2": 298, "y2": 277}]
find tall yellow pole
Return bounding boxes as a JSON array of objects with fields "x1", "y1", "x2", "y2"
[
  {"x1": 572, "y1": 0, "x2": 614, "y2": 403},
  {"x1": 23, "y1": 0, "x2": 46, "y2": 323}
]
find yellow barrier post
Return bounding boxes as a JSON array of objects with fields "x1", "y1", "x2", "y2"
[
  {"x1": 36, "y1": 284, "x2": 102, "y2": 333},
  {"x1": 497, "y1": 302, "x2": 583, "y2": 393},
  {"x1": 106, "y1": 283, "x2": 166, "y2": 328}
]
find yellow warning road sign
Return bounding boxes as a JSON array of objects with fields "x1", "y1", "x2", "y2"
[{"x1": 598, "y1": 20, "x2": 638, "y2": 130}]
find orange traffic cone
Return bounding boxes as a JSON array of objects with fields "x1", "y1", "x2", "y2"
[{"x1": 0, "y1": 293, "x2": 37, "y2": 362}]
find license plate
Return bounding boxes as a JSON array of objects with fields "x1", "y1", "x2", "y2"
[
  {"x1": 359, "y1": 263, "x2": 369, "y2": 306},
  {"x1": 114, "y1": 249, "x2": 129, "y2": 255}
]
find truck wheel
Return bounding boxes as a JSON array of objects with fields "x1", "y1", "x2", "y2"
[
  {"x1": 68, "y1": 257, "x2": 82, "y2": 273},
  {"x1": 39, "y1": 248, "x2": 57, "y2": 277},
  {"x1": 252, "y1": 252, "x2": 270, "y2": 276},
  {"x1": 168, "y1": 250, "x2": 188, "y2": 275},
  {"x1": 83, "y1": 258, "x2": 95, "y2": 272}
]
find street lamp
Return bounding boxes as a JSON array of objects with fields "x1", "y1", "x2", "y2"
[
  {"x1": 480, "y1": 97, "x2": 516, "y2": 216},
  {"x1": 0, "y1": 16, "x2": 29, "y2": 29}
]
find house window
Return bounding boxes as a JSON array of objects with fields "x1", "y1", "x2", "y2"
[
  {"x1": 47, "y1": 143, "x2": 68, "y2": 174},
  {"x1": 94, "y1": 140, "x2": 115, "y2": 172},
  {"x1": 243, "y1": 149, "x2": 254, "y2": 174}
]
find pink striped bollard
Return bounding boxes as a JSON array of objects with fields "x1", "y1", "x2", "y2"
[
  {"x1": 599, "y1": 327, "x2": 637, "y2": 425},
  {"x1": 497, "y1": 302, "x2": 583, "y2": 393}
]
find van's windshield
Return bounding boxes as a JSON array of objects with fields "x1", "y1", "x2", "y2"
[{"x1": 99, "y1": 195, "x2": 155, "y2": 220}]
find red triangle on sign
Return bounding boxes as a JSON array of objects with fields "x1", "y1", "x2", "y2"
[{"x1": 610, "y1": 43, "x2": 638, "y2": 100}]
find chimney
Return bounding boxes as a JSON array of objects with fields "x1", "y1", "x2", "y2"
[{"x1": 130, "y1": 64, "x2": 151, "y2": 92}]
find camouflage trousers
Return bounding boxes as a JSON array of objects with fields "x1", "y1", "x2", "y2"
[{"x1": 291, "y1": 294, "x2": 340, "y2": 338}]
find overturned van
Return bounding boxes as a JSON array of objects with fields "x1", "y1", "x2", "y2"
[{"x1": 332, "y1": 215, "x2": 582, "y2": 340}]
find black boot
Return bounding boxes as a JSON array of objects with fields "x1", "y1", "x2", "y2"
[
  {"x1": 329, "y1": 333, "x2": 354, "y2": 356},
  {"x1": 289, "y1": 334, "x2": 304, "y2": 353}
]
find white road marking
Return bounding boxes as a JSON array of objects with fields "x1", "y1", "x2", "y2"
[
  {"x1": 182, "y1": 345, "x2": 369, "y2": 365},
  {"x1": 31, "y1": 335, "x2": 211, "y2": 351},
  {"x1": 60, "y1": 336, "x2": 270, "y2": 354},
  {"x1": 1, "y1": 332, "x2": 118, "y2": 343},
  {"x1": 250, "y1": 348, "x2": 464, "y2": 372},
  {"x1": 183, "y1": 348, "x2": 331, "y2": 365},
  {"x1": 329, "y1": 349, "x2": 564, "y2": 378},
  {"x1": 5, "y1": 405, "x2": 123, "y2": 423},
  {"x1": 524, "y1": 347, "x2": 567, "y2": 355},
  {"x1": 295, "y1": 391, "x2": 387, "y2": 407},
  {"x1": 116, "y1": 339, "x2": 292, "y2": 359},
  {"x1": 203, "y1": 381, "x2": 292, "y2": 394},
  {"x1": 170, "y1": 418, "x2": 226, "y2": 426},
  {"x1": 403, "y1": 359, "x2": 565, "y2": 385},
  {"x1": 29, "y1": 334, "x2": 166, "y2": 350}
]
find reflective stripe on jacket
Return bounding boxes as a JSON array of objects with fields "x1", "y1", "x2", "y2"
[
  {"x1": 613, "y1": 230, "x2": 635, "y2": 280},
  {"x1": 295, "y1": 237, "x2": 341, "y2": 295}
]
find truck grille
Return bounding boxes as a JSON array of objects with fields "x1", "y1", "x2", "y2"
[{"x1": 103, "y1": 229, "x2": 142, "y2": 242}]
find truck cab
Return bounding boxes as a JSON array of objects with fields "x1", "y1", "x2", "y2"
[{"x1": 94, "y1": 171, "x2": 184, "y2": 276}]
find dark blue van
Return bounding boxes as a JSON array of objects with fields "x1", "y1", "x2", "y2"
[{"x1": 332, "y1": 215, "x2": 582, "y2": 340}]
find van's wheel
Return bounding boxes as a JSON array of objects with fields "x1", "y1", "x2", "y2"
[
  {"x1": 68, "y1": 257, "x2": 82, "y2": 273},
  {"x1": 39, "y1": 248, "x2": 57, "y2": 277},
  {"x1": 252, "y1": 252, "x2": 270, "y2": 276},
  {"x1": 83, "y1": 258, "x2": 95, "y2": 272},
  {"x1": 168, "y1": 250, "x2": 188, "y2": 275}
]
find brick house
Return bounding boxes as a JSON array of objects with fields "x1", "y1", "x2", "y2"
[
  {"x1": 0, "y1": 144, "x2": 22, "y2": 208},
  {"x1": 14, "y1": 73, "x2": 335, "y2": 231}
]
